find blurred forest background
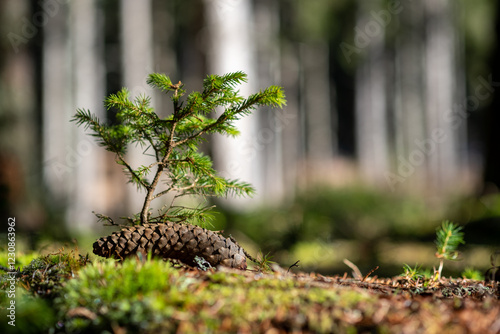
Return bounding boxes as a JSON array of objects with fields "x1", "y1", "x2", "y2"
[{"x1": 1, "y1": 0, "x2": 500, "y2": 276}]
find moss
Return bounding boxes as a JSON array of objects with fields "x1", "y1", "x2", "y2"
[
  {"x1": 0, "y1": 288, "x2": 56, "y2": 334},
  {"x1": 0, "y1": 250, "x2": 38, "y2": 270},
  {"x1": 19, "y1": 251, "x2": 89, "y2": 299},
  {"x1": 52, "y1": 257, "x2": 379, "y2": 333},
  {"x1": 0, "y1": 250, "x2": 89, "y2": 301}
]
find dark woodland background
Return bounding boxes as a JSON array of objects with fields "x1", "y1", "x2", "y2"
[{"x1": 1, "y1": 0, "x2": 500, "y2": 275}]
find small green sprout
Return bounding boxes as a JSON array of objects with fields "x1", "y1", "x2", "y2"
[
  {"x1": 434, "y1": 221, "x2": 465, "y2": 280},
  {"x1": 254, "y1": 252, "x2": 276, "y2": 272},
  {"x1": 401, "y1": 263, "x2": 424, "y2": 281}
]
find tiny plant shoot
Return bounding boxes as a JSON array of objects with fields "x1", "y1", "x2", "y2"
[
  {"x1": 73, "y1": 72, "x2": 286, "y2": 226},
  {"x1": 434, "y1": 220, "x2": 465, "y2": 280}
]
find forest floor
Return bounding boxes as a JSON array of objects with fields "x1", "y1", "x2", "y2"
[
  {"x1": 254, "y1": 267, "x2": 500, "y2": 333},
  {"x1": 187, "y1": 265, "x2": 500, "y2": 333},
  {"x1": 1, "y1": 253, "x2": 500, "y2": 333}
]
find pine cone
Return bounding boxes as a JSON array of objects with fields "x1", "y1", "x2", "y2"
[{"x1": 92, "y1": 222, "x2": 247, "y2": 269}]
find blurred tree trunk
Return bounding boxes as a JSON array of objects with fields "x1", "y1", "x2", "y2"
[
  {"x1": 203, "y1": 0, "x2": 261, "y2": 208},
  {"x1": 423, "y1": 0, "x2": 463, "y2": 193},
  {"x1": 279, "y1": 42, "x2": 301, "y2": 199},
  {"x1": 120, "y1": 0, "x2": 154, "y2": 215},
  {"x1": 389, "y1": 0, "x2": 465, "y2": 194},
  {"x1": 69, "y1": 1, "x2": 106, "y2": 231},
  {"x1": 0, "y1": 0, "x2": 39, "y2": 230},
  {"x1": 41, "y1": 1, "x2": 106, "y2": 231},
  {"x1": 301, "y1": 42, "x2": 336, "y2": 166},
  {"x1": 355, "y1": 0, "x2": 389, "y2": 185},
  {"x1": 152, "y1": 0, "x2": 177, "y2": 113},
  {"x1": 392, "y1": 0, "x2": 426, "y2": 192},
  {"x1": 254, "y1": 0, "x2": 287, "y2": 202},
  {"x1": 42, "y1": 2, "x2": 70, "y2": 200}
]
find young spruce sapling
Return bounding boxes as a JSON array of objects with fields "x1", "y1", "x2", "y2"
[
  {"x1": 73, "y1": 72, "x2": 286, "y2": 227},
  {"x1": 434, "y1": 220, "x2": 465, "y2": 280}
]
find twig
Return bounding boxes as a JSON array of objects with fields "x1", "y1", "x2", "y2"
[
  {"x1": 116, "y1": 152, "x2": 149, "y2": 189},
  {"x1": 343, "y1": 259, "x2": 363, "y2": 280},
  {"x1": 93, "y1": 211, "x2": 119, "y2": 226},
  {"x1": 153, "y1": 178, "x2": 200, "y2": 199},
  {"x1": 287, "y1": 260, "x2": 300, "y2": 274},
  {"x1": 362, "y1": 266, "x2": 379, "y2": 282}
]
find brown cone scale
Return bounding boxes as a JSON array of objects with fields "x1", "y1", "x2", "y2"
[{"x1": 93, "y1": 222, "x2": 247, "y2": 269}]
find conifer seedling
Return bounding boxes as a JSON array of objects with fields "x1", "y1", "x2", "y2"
[
  {"x1": 73, "y1": 72, "x2": 286, "y2": 227},
  {"x1": 434, "y1": 220, "x2": 465, "y2": 280}
]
